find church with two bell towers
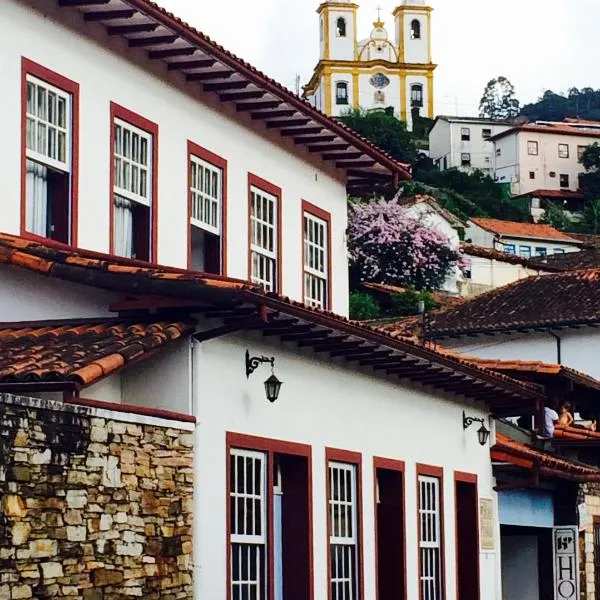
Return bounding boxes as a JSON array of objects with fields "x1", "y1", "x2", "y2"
[{"x1": 303, "y1": 1, "x2": 436, "y2": 130}]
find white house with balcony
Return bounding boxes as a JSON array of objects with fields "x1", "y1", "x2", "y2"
[
  {"x1": 428, "y1": 116, "x2": 514, "y2": 174},
  {"x1": 0, "y1": 2, "x2": 555, "y2": 600}
]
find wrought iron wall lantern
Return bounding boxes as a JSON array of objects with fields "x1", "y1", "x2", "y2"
[
  {"x1": 462, "y1": 411, "x2": 490, "y2": 446},
  {"x1": 245, "y1": 350, "x2": 283, "y2": 403}
]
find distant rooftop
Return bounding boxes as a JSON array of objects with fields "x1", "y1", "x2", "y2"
[{"x1": 470, "y1": 217, "x2": 582, "y2": 243}]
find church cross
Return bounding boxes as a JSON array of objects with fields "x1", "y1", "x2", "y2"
[{"x1": 376, "y1": 5, "x2": 382, "y2": 21}]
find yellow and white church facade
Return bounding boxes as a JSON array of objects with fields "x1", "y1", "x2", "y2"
[{"x1": 303, "y1": 0, "x2": 436, "y2": 130}]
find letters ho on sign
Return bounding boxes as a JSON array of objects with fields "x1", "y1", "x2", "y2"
[{"x1": 553, "y1": 526, "x2": 579, "y2": 600}]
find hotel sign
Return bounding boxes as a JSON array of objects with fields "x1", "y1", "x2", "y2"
[{"x1": 553, "y1": 526, "x2": 578, "y2": 600}]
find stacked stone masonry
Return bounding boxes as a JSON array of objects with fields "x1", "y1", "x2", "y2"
[{"x1": 0, "y1": 394, "x2": 194, "y2": 600}]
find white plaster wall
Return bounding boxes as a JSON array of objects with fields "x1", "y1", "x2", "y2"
[
  {"x1": 493, "y1": 135, "x2": 520, "y2": 191},
  {"x1": 447, "y1": 122, "x2": 512, "y2": 173},
  {"x1": 442, "y1": 329, "x2": 600, "y2": 380},
  {"x1": 356, "y1": 72, "x2": 401, "y2": 115},
  {"x1": 83, "y1": 375, "x2": 123, "y2": 405},
  {"x1": 466, "y1": 223, "x2": 496, "y2": 248},
  {"x1": 1, "y1": 0, "x2": 350, "y2": 315},
  {"x1": 429, "y1": 119, "x2": 452, "y2": 166},
  {"x1": 497, "y1": 236, "x2": 580, "y2": 255},
  {"x1": 465, "y1": 255, "x2": 542, "y2": 291},
  {"x1": 193, "y1": 331, "x2": 502, "y2": 600},
  {"x1": 0, "y1": 264, "x2": 116, "y2": 321},
  {"x1": 123, "y1": 338, "x2": 190, "y2": 415},
  {"x1": 326, "y1": 9, "x2": 356, "y2": 61},
  {"x1": 494, "y1": 130, "x2": 599, "y2": 195},
  {"x1": 501, "y1": 535, "x2": 539, "y2": 600},
  {"x1": 401, "y1": 12, "x2": 429, "y2": 64}
]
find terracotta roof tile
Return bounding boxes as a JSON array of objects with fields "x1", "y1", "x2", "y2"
[
  {"x1": 529, "y1": 247, "x2": 600, "y2": 272},
  {"x1": 492, "y1": 122, "x2": 600, "y2": 141},
  {"x1": 470, "y1": 218, "x2": 580, "y2": 242},
  {"x1": 410, "y1": 269, "x2": 600, "y2": 337},
  {"x1": 492, "y1": 432, "x2": 600, "y2": 480},
  {"x1": 514, "y1": 189, "x2": 585, "y2": 200},
  {"x1": 0, "y1": 232, "x2": 546, "y2": 406},
  {"x1": 0, "y1": 319, "x2": 195, "y2": 388}
]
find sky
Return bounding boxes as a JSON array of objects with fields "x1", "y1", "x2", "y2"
[{"x1": 154, "y1": 0, "x2": 600, "y2": 116}]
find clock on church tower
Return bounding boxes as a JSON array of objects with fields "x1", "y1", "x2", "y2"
[{"x1": 303, "y1": 0, "x2": 436, "y2": 131}]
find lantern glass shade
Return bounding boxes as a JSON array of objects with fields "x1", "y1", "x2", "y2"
[
  {"x1": 264, "y1": 374, "x2": 282, "y2": 403},
  {"x1": 477, "y1": 424, "x2": 490, "y2": 446}
]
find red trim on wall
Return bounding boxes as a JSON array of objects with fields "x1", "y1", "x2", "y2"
[
  {"x1": 301, "y1": 200, "x2": 333, "y2": 310},
  {"x1": 21, "y1": 58, "x2": 80, "y2": 247},
  {"x1": 454, "y1": 471, "x2": 478, "y2": 484},
  {"x1": 453, "y1": 471, "x2": 480, "y2": 600},
  {"x1": 247, "y1": 173, "x2": 283, "y2": 294},
  {"x1": 325, "y1": 447, "x2": 364, "y2": 600},
  {"x1": 109, "y1": 102, "x2": 159, "y2": 262},
  {"x1": 187, "y1": 141, "x2": 228, "y2": 274},
  {"x1": 373, "y1": 457, "x2": 407, "y2": 600},
  {"x1": 416, "y1": 463, "x2": 446, "y2": 600},
  {"x1": 225, "y1": 432, "x2": 314, "y2": 600}
]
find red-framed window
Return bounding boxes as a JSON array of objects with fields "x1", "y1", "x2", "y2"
[
  {"x1": 302, "y1": 200, "x2": 332, "y2": 310},
  {"x1": 374, "y1": 457, "x2": 406, "y2": 600},
  {"x1": 226, "y1": 433, "x2": 313, "y2": 600},
  {"x1": 416, "y1": 463, "x2": 445, "y2": 600},
  {"x1": 21, "y1": 58, "x2": 79, "y2": 246},
  {"x1": 326, "y1": 447, "x2": 363, "y2": 600},
  {"x1": 248, "y1": 174, "x2": 282, "y2": 293},
  {"x1": 109, "y1": 102, "x2": 158, "y2": 262},
  {"x1": 454, "y1": 472, "x2": 480, "y2": 600},
  {"x1": 187, "y1": 141, "x2": 227, "y2": 274}
]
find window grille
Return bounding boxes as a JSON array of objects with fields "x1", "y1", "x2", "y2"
[
  {"x1": 304, "y1": 212, "x2": 328, "y2": 308},
  {"x1": 190, "y1": 156, "x2": 222, "y2": 235},
  {"x1": 418, "y1": 475, "x2": 442, "y2": 600},
  {"x1": 113, "y1": 118, "x2": 152, "y2": 207},
  {"x1": 329, "y1": 461, "x2": 359, "y2": 600},
  {"x1": 250, "y1": 186, "x2": 278, "y2": 291},
  {"x1": 230, "y1": 449, "x2": 267, "y2": 600},
  {"x1": 26, "y1": 75, "x2": 71, "y2": 173}
]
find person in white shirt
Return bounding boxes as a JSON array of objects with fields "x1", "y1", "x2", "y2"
[{"x1": 543, "y1": 402, "x2": 559, "y2": 438}]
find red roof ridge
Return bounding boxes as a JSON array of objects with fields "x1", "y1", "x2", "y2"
[{"x1": 470, "y1": 217, "x2": 580, "y2": 242}]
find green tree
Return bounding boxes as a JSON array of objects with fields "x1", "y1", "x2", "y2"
[
  {"x1": 520, "y1": 88, "x2": 600, "y2": 122},
  {"x1": 479, "y1": 76, "x2": 520, "y2": 119},
  {"x1": 579, "y1": 199, "x2": 600, "y2": 234},
  {"x1": 349, "y1": 292, "x2": 381, "y2": 320},
  {"x1": 579, "y1": 143, "x2": 600, "y2": 199},
  {"x1": 338, "y1": 107, "x2": 416, "y2": 164},
  {"x1": 541, "y1": 202, "x2": 571, "y2": 230}
]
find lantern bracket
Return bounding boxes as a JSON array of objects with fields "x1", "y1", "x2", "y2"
[{"x1": 246, "y1": 350, "x2": 275, "y2": 378}]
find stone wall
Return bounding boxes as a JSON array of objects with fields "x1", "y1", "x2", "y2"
[
  {"x1": 0, "y1": 394, "x2": 194, "y2": 600},
  {"x1": 579, "y1": 482, "x2": 600, "y2": 600}
]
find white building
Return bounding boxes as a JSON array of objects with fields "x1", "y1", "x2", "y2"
[
  {"x1": 2, "y1": 0, "x2": 410, "y2": 318},
  {"x1": 303, "y1": 0, "x2": 436, "y2": 129},
  {"x1": 467, "y1": 217, "x2": 583, "y2": 258},
  {"x1": 460, "y1": 243, "x2": 557, "y2": 297},
  {"x1": 0, "y1": 3, "x2": 554, "y2": 600},
  {"x1": 491, "y1": 121, "x2": 600, "y2": 200},
  {"x1": 429, "y1": 116, "x2": 514, "y2": 174}
]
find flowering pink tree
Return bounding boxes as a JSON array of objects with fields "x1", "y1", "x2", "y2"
[{"x1": 348, "y1": 199, "x2": 460, "y2": 290}]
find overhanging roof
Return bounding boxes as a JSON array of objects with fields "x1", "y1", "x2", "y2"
[
  {"x1": 47, "y1": 0, "x2": 410, "y2": 193},
  {"x1": 0, "y1": 232, "x2": 545, "y2": 411}
]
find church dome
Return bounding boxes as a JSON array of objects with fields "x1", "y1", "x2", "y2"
[{"x1": 370, "y1": 21, "x2": 388, "y2": 43}]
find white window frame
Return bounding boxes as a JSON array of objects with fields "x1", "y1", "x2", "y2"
[
  {"x1": 558, "y1": 143, "x2": 569, "y2": 159},
  {"x1": 527, "y1": 141, "x2": 539, "y2": 156},
  {"x1": 460, "y1": 127, "x2": 470, "y2": 141},
  {"x1": 304, "y1": 211, "x2": 329, "y2": 309},
  {"x1": 329, "y1": 461, "x2": 359, "y2": 600},
  {"x1": 460, "y1": 153, "x2": 471, "y2": 166},
  {"x1": 190, "y1": 155, "x2": 222, "y2": 235},
  {"x1": 250, "y1": 186, "x2": 278, "y2": 292},
  {"x1": 418, "y1": 475, "x2": 442, "y2": 600},
  {"x1": 113, "y1": 118, "x2": 152, "y2": 207},
  {"x1": 230, "y1": 448, "x2": 267, "y2": 600},
  {"x1": 519, "y1": 245, "x2": 531, "y2": 259},
  {"x1": 25, "y1": 74, "x2": 71, "y2": 174}
]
